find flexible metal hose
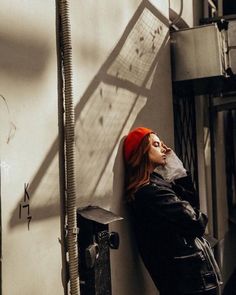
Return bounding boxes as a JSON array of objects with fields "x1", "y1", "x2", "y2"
[
  {"x1": 169, "y1": 0, "x2": 183, "y2": 28},
  {"x1": 59, "y1": 0, "x2": 80, "y2": 294}
]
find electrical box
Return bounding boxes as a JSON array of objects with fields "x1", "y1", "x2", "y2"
[
  {"x1": 171, "y1": 24, "x2": 223, "y2": 81},
  {"x1": 77, "y1": 206, "x2": 123, "y2": 295},
  {"x1": 228, "y1": 20, "x2": 236, "y2": 72},
  {"x1": 171, "y1": 20, "x2": 236, "y2": 95}
]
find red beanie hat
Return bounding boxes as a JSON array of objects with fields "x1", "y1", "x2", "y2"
[{"x1": 124, "y1": 127, "x2": 153, "y2": 162}]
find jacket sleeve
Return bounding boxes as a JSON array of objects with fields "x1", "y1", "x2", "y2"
[
  {"x1": 172, "y1": 174, "x2": 198, "y2": 207},
  {"x1": 135, "y1": 185, "x2": 208, "y2": 238}
]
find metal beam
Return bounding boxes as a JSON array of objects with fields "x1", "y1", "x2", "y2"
[{"x1": 213, "y1": 96, "x2": 236, "y2": 111}]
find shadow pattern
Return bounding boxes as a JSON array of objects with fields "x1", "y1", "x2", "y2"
[{"x1": 9, "y1": 0, "x2": 170, "y2": 228}]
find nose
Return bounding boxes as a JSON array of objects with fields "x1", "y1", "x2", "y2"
[
  {"x1": 161, "y1": 146, "x2": 166, "y2": 153},
  {"x1": 161, "y1": 141, "x2": 171, "y2": 153},
  {"x1": 160, "y1": 142, "x2": 166, "y2": 153}
]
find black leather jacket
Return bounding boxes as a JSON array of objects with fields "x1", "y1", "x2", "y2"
[{"x1": 130, "y1": 172, "x2": 220, "y2": 294}]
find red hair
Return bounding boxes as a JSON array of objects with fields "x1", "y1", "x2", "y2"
[{"x1": 124, "y1": 134, "x2": 153, "y2": 201}]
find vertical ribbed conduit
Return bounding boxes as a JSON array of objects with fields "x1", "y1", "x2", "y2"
[{"x1": 59, "y1": 0, "x2": 80, "y2": 294}]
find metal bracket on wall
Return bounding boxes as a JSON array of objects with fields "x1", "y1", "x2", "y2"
[{"x1": 212, "y1": 95, "x2": 236, "y2": 111}]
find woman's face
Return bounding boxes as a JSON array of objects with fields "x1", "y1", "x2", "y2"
[{"x1": 148, "y1": 133, "x2": 168, "y2": 168}]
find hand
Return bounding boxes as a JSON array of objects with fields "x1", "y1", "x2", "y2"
[
  {"x1": 161, "y1": 141, "x2": 172, "y2": 154},
  {"x1": 154, "y1": 150, "x2": 187, "y2": 182}
]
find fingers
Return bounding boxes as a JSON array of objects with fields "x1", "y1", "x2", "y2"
[{"x1": 161, "y1": 141, "x2": 172, "y2": 153}]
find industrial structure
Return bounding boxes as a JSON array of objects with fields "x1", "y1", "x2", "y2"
[{"x1": 0, "y1": 0, "x2": 235, "y2": 294}]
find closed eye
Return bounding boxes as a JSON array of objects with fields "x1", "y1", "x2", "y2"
[{"x1": 153, "y1": 141, "x2": 160, "y2": 147}]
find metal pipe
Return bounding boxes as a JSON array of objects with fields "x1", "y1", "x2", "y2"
[
  {"x1": 208, "y1": 0, "x2": 217, "y2": 17},
  {"x1": 56, "y1": 1, "x2": 68, "y2": 293},
  {"x1": 209, "y1": 95, "x2": 218, "y2": 240},
  {"x1": 58, "y1": 0, "x2": 80, "y2": 294},
  {"x1": 169, "y1": 0, "x2": 183, "y2": 28}
]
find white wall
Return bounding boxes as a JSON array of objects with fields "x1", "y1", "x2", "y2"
[
  {"x1": 0, "y1": 0, "x2": 197, "y2": 294},
  {"x1": 0, "y1": 1, "x2": 63, "y2": 294},
  {"x1": 71, "y1": 1, "x2": 173, "y2": 294}
]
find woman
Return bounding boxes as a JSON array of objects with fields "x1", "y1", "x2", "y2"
[{"x1": 123, "y1": 127, "x2": 222, "y2": 295}]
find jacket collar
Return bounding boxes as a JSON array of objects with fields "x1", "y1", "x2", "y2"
[{"x1": 150, "y1": 172, "x2": 172, "y2": 188}]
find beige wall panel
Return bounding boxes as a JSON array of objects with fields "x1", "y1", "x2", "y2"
[
  {"x1": 72, "y1": 1, "x2": 172, "y2": 294},
  {"x1": 0, "y1": 0, "x2": 185, "y2": 294},
  {"x1": 0, "y1": 1, "x2": 63, "y2": 294}
]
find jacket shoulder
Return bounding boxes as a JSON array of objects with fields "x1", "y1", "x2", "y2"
[{"x1": 135, "y1": 181, "x2": 178, "y2": 203}]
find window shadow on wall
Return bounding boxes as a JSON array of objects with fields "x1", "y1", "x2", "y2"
[
  {"x1": 7, "y1": 2, "x2": 169, "y2": 293},
  {"x1": 9, "y1": 0, "x2": 169, "y2": 227}
]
